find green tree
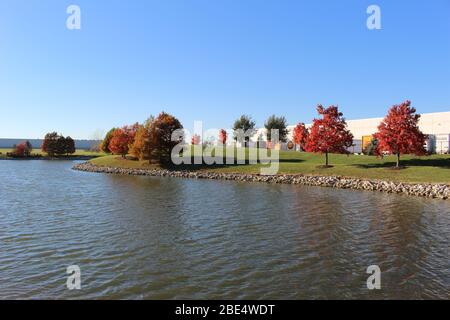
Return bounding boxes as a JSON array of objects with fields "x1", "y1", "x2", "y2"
[
  {"x1": 264, "y1": 115, "x2": 288, "y2": 142},
  {"x1": 56, "y1": 136, "x2": 67, "y2": 155},
  {"x1": 150, "y1": 112, "x2": 183, "y2": 164},
  {"x1": 101, "y1": 128, "x2": 117, "y2": 153},
  {"x1": 65, "y1": 136, "x2": 76, "y2": 155},
  {"x1": 232, "y1": 115, "x2": 256, "y2": 147},
  {"x1": 24, "y1": 140, "x2": 33, "y2": 156},
  {"x1": 41, "y1": 132, "x2": 60, "y2": 157},
  {"x1": 42, "y1": 133, "x2": 75, "y2": 156}
]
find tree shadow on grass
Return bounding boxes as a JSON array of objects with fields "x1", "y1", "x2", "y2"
[
  {"x1": 162, "y1": 161, "x2": 251, "y2": 172},
  {"x1": 278, "y1": 158, "x2": 305, "y2": 163},
  {"x1": 160, "y1": 156, "x2": 304, "y2": 172},
  {"x1": 352, "y1": 158, "x2": 450, "y2": 169}
]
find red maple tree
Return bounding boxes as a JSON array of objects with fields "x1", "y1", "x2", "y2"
[
  {"x1": 305, "y1": 105, "x2": 353, "y2": 167},
  {"x1": 373, "y1": 100, "x2": 427, "y2": 168},
  {"x1": 293, "y1": 123, "x2": 309, "y2": 151},
  {"x1": 15, "y1": 143, "x2": 26, "y2": 157},
  {"x1": 109, "y1": 129, "x2": 129, "y2": 157},
  {"x1": 218, "y1": 129, "x2": 227, "y2": 145},
  {"x1": 108, "y1": 124, "x2": 138, "y2": 158},
  {"x1": 191, "y1": 134, "x2": 201, "y2": 145}
]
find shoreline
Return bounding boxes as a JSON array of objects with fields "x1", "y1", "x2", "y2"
[
  {"x1": 0, "y1": 156, "x2": 100, "y2": 161},
  {"x1": 73, "y1": 162, "x2": 450, "y2": 200}
]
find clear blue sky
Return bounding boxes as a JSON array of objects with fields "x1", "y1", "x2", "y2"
[{"x1": 1, "y1": 0, "x2": 449, "y2": 139}]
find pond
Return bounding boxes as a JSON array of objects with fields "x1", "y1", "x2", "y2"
[{"x1": 0, "y1": 160, "x2": 448, "y2": 299}]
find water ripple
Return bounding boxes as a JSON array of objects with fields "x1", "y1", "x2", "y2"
[{"x1": 0, "y1": 160, "x2": 449, "y2": 299}]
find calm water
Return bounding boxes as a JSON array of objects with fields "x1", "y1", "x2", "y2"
[{"x1": 0, "y1": 160, "x2": 448, "y2": 299}]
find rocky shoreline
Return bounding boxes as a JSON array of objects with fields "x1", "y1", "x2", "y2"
[{"x1": 73, "y1": 162, "x2": 450, "y2": 200}]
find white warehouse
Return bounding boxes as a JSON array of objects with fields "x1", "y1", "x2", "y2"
[{"x1": 248, "y1": 111, "x2": 450, "y2": 154}]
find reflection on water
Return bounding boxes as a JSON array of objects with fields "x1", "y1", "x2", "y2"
[{"x1": 0, "y1": 160, "x2": 448, "y2": 299}]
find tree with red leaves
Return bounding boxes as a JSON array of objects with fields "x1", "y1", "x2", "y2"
[
  {"x1": 373, "y1": 100, "x2": 427, "y2": 168},
  {"x1": 14, "y1": 143, "x2": 26, "y2": 157},
  {"x1": 108, "y1": 129, "x2": 130, "y2": 157},
  {"x1": 218, "y1": 129, "x2": 227, "y2": 145},
  {"x1": 306, "y1": 105, "x2": 353, "y2": 167},
  {"x1": 191, "y1": 134, "x2": 201, "y2": 145},
  {"x1": 13, "y1": 141, "x2": 32, "y2": 157},
  {"x1": 108, "y1": 123, "x2": 139, "y2": 158},
  {"x1": 293, "y1": 123, "x2": 309, "y2": 151}
]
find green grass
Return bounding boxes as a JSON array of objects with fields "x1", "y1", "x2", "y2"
[
  {"x1": 0, "y1": 148, "x2": 106, "y2": 158},
  {"x1": 89, "y1": 148, "x2": 450, "y2": 184}
]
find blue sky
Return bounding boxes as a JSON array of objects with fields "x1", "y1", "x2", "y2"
[{"x1": 1, "y1": 0, "x2": 449, "y2": 139}]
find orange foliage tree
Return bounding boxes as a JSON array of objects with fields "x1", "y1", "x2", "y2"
[
  {"x1": 127, "y1": 114, "x2": 183, "y2": 163},
  {"x1": 130, "y1": 118, "x2": 155, "y2": 161}
]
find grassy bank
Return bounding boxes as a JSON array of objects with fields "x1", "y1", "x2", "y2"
[
  {"x1": 0, "y1": 148, "x2": 106, "y2": 159},
  {"x1": 88, "y1": 149, "x2": 450, "y2": 184}
]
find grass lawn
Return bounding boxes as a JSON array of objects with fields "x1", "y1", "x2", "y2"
[
  {"x1": 0, "y1": 148, "x2": 106, "y2": 158},
  {"x1": 89, "y1": 148, "x2": 450, "y2": 184}
]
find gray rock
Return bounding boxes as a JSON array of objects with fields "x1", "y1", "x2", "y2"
[{"x1": 72, "y1": 162, "x2": 450, "y2": 200}]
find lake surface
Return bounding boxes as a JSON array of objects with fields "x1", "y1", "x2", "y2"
[{"x1": 0, "y1": 160, "x2": 448, "y2": 299}]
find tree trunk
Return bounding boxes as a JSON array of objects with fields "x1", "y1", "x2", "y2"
[
  {"x1": 396, "y1": 152, "x2": 400, "y2": 168},
  {"x1": 325, "y1": 152, "x2": 329, "y2": 166}
]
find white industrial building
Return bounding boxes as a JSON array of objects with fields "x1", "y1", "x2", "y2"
[{"x1": 247, "y1": 111, "x2": 450, "y2": 154}]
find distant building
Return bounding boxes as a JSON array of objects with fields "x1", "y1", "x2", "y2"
[{"x1": 0, "y1": 138, "x2": 101, "y2": 150}]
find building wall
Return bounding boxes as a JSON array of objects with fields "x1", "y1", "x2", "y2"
[
  {"x1": 343, "y1": 111, "x2": 450, "y2": 138},
  {"x1": 0, "y1": 138, "x2": 101, "y2": 150},
  {"x1": 250, "y1": 111, "x2": 450, "y2": 153}
]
